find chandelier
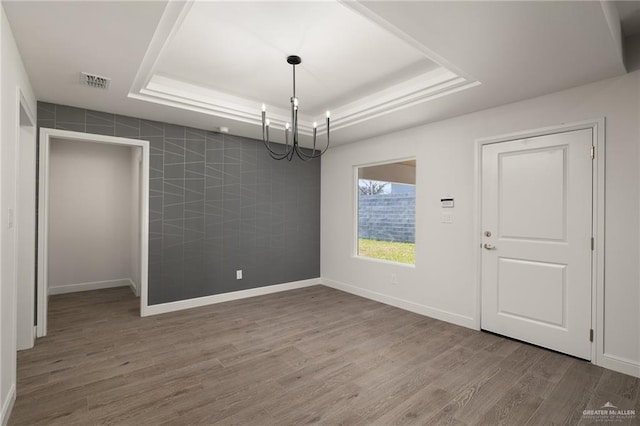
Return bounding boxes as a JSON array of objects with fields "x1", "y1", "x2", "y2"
[{"x1": 261, "y1": 55, "x2": 330, "y2": 161}]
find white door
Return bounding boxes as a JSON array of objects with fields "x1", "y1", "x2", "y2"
[{"x1": 481, "y1": 129, "x2": 593, "y2": 360}]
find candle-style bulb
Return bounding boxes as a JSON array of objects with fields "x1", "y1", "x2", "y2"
[
  {"x1": 326, "y1": 110, "x2": 331, "y2": 118},
  {"x1": 262, "y1": 103, "x2": 266, "y2": 112},
  {"x1": 285, "y1": 122, "x2": 290, "y2": 130},
  {"x1": 313, "y1": 121, "x2": 317, "y2": 129},
  {"x1": 265, "y1": 119, "x2": 270, "y2": 126}
]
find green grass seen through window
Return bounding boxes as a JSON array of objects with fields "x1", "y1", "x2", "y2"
[{"x1": 358, "y1": 238, "x2": 415, "y2": 265}]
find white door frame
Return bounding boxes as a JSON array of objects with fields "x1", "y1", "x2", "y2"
[
  {"x1": 37, "y1": 128, "x2": 150, "y2": 337},
  {"x1": 474, "y1": 118, "x2": 605, "y2": 367},
  {"x1": 15, "y1": 89, "x2": 36, "y2": 349}
]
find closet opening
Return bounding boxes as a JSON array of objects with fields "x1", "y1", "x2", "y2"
[{"x1": 37, "y1": 129, "x2": 149, "y2": 336}]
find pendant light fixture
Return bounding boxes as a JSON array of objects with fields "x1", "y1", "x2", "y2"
[{"x1": 261, "y1": 55, "x2": 330, "y2": 161}]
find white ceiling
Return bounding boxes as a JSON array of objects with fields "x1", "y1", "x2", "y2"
[
  {"x1": 157, "y1": 1, "x2": 439, "y2": 115},
  {"x1": 3, "y1": 1, "x2": 631, "y2": 146}
]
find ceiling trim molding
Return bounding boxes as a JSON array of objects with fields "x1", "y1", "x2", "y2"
[
  {"x1": 129, "y1": 0, "x2": 194, "y2": 99},
  {"x1": 131, "y1": 69, "x2": 480, "y2": 137},
  {"x1": 329, "y1": 69, "x2": 480, "y2": 132},
  {"x1": 134, "y1": 75, "x2": 312, "y2": 134},
  {"x1": 128, "y1": 0, "x2": 479, "y2": 136}
]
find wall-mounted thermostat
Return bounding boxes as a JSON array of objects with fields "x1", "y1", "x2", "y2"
[{"x1": 441, "y1": 198, "x2": 454, "y2": 208}]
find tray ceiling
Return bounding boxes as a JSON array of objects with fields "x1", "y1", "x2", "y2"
[
  {"x1": 3, "y1": 1, "x2": 628, "y2": 146},
  {"x1": 156, "y1": 1, "x2": 440, "y2": 113},
  {"x1": 131, "y1": 1, "x2": 477, "y2": 138}
]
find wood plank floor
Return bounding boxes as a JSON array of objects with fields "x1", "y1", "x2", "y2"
[{"x1": 9, "y1": 286, "x2": 640, "y2": 425}]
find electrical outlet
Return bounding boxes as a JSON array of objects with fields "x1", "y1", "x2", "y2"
[
  {"x1": 236, "y1": 270, "x2": 243, "y2": 280},
  {"x1": 391, "y1": 273, "x2": 398, "y2": 285}
]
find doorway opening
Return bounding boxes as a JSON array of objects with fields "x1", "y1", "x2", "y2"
[{"x1": 37, "y1": 129, "x2": 149, "y2": 337}]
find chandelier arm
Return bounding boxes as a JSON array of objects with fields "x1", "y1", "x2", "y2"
[
  {"x1": 262, "y1": 111, "x2": 297, "y2": 159},
  {"x1": 287, "y1": 143, "x2": 296, "y2": 161},
  {"x1": 310, "y1": 126, "x2": 318, "y2": 157},
  {"x1": 296, "y1": 147, "x2": 322, "y2": 160},
  {"x1": 262, "y1": 125, "x2": 295, "y2": 160},
  {"x1": 295, "y1": 146, "x2": 317, "y2": 162},
  {"x1": 271, "y1": 150, "x2": 293, "y2": 161},
  {"x1": 285, "y1": 126, "x2": 289, "y2": 148},
  {"x1": 296, "y1": 144, "x2": 320, "y2": 161},
  {"x1": 265, "y1": 143, "x2": 294, "y2": 160},
  {"x1": 295, "y1": 135, "x2": 329, "y2": 159},
  {"x1": 295, "y1": 143, "x2": 325, "y2": 160},
  {"x1": 263, "y1": 138, "x2": 294, "y2": 159},
  {"x1": 295, "y1": 120, "x2": 330, "y2": 160}
]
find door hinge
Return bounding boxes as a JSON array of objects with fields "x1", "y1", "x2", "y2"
[
  {"x1": 590, "y1": 146, "x2": 595, "y2": 159},
  {"x1": 590, "y1": 329, "x2": 594, "y2": 342},
  {"x1": 591, "y1": 237, "x2": 595, "y2": 250}
]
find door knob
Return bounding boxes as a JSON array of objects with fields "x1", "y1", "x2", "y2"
[{"x1": 483, "y1": 243, "x2": 497, "y2": 250}]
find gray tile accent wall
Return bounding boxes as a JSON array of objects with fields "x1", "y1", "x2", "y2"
[{"x1": 38, "y1": 102, "x2": 321, "y2": 305}]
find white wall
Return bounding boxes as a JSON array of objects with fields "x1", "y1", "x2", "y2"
[
  {"x1": 0, "y1": 4, "x2": 36, "y2": 423},
  {"x1": 48, "y1": 139, "x2": 138, "y2": 294},
  {"x1": 322, "y1": 71, "x2": 640, "y2": 377}
]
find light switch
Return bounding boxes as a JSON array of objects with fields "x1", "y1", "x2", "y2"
[
  {"x1": 440, "y1": 198, "x2": 454, "y2": 208},
  {"x1": 236, "y1": 270, "x2": 243, "y2": 280}
]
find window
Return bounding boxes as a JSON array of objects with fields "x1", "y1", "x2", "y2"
[{"x1": 357, "y1": 160, "x2": 416, "y2": 265}]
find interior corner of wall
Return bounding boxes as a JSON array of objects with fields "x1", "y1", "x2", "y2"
[
  {"x1": 623, "y1": 35, "x2": 640, "y2": 74},
  {"x1": 0, "y1": 383, "x2": 16, "y2": 426},
  {"x1": 128, "y1": 278, "x2": 139, "y2": 297}
]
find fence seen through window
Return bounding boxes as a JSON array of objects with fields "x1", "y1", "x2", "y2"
[{"x1": 357, "y1": 159, "x2": 416, "y2": 265}]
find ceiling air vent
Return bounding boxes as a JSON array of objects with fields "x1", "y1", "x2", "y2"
[{"x1": 80, "y1": 72, "x2": 111, "y2": 90}]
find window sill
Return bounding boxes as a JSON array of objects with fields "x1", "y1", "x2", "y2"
[{"x1": 352, "y1": 255, "x2": 416, "y2": 268}]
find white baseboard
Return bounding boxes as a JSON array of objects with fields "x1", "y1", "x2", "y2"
[
  {"x1": 1, "y1": 384, "x2": 15, "y2": 426},
  {"x1": 600, "y1": 353, "x2": 640, "y2": 378},
  {"x1": 142, "y1": 278, "x2": 321, "y2": 316},
  {"x1": 321, "y1": 278, "x2": 476, "y2": 330},
  {"x1": 48, "y1": 278, "x2": 137, "y2": 295}
]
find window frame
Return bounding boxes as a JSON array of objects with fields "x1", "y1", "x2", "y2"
[{"x1": 353, "y1": 157, "x2": 417, "y2": 267}]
